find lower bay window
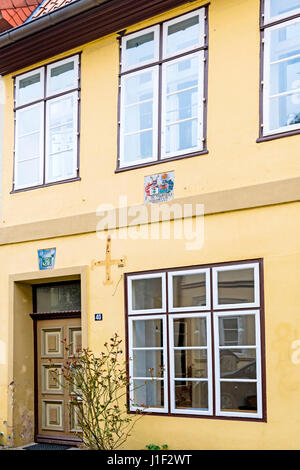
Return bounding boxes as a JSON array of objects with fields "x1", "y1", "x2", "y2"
[{"x1": 126, "y1": 260, "x2": 266, "y2": 420}]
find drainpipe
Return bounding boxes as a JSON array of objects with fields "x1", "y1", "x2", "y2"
[{"x1": 0, "y1": 0, "x2": 111, "y2": 49}]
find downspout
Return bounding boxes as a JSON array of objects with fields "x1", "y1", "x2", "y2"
[{"x1": 0, "y1": 0, "x2": 111, "y2": 48}]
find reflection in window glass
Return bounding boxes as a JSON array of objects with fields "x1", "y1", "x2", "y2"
[
  {"x1": 36, "y1": 282, "x2": 81, "y2": 312},
  {"x1": 217, "y1": 268, "x2": 255, "y2": 305},
  {"x1": 219, "y1": 349, "x2": 256, "y2": 379},
  {"x1": 219, "y1": 315, "x2": 256, "y2": 346},
  {"x1": 164, "y1": 55, "x2": 200, "y2": 156},
  {"x1": 269, "y1": 0, "x2": 300, "y2": 19},
  {"x1": 220, "y1": 382, "x2": 257, "y2": 413},
  {"x1": 166, "y1": 15, "x2": 200, "y2": 56},
  {"x1": 133, "y1": 350, "x2": 164, "y2": 378},
  {"x1": 172, "y1": 272, "x2": 206, "y2": 308},
  {"x1": 175, "y1": 380, "x2": 208, "y2": 410},
  {"x1": 125, "y1": 32, "x2": 156, "y2": 68},
  {"x1": 49, "y1": 61, "x2": 75, "y2": 94},
  {"x1": 133, "y1": 319, "x2": 163, "y2": 348},
  {"x1": 131, "y1": 277, "x2": 162, "y2": 310},
  {"x1": 18, "y1": 73, "x2": 42, "y2": 105},
  {"x1": 133, "y1": 379, "x2": 164, "y2": 408},
  {"x1": 174, "y1": 349, "x2": 207, "y2": 378},
  {"x1": 173, "y1": 317, "x2": 207, "y2": 347}
]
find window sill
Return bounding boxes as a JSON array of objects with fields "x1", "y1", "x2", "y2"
[
  {"x1": 128, "y1": 409, "x2": 266, "y2": 422},
  {"x1": 115, "y1": 150, "x2": 209, "y2": 173},
  {"x1": 257, "y1": 128, "x2": 300, "y2": 143},
  {"x1": 11, "y1": 176, "x2": 81, "y2": 194}
]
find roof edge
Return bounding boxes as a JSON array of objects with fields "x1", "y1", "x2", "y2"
[{"x1": 0, "y1": 0, "x2": 109, "y2": 49}]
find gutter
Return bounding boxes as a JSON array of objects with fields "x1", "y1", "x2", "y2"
[{"x1": 0, "y1": 0, "x2": 111, "y2": 49}]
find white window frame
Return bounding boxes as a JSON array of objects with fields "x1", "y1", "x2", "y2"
[
  {"x1": 45, "y1": 92, "x2": 78, "y2": 184},
  {"x1": 263, "y1": 16, "x2": 300, "y2": 136},
  {"x1": 15, "y1": 67, "x2": 44, "y2": 107},
  {"x1": 119, "y1": 66, "x2": 159, "y2": 168},
  {"x1": 167, "y1": 268, "x2": 210, "y2": 312},
  {"x1": 162, "y1": 8, "x2": 205, "y2": 59},
  {"x1": 213, "y1": 310, "x2": 263, "y2": 419},
  {"x1": 212, "y1": 262, "x2": 260, "y2": 310},
  {"x1": 128, "y1": 314, "x2": 168, "y2": 413},
  {"x1": 264, "y1": 0, "x2": 300, "y2": 24},
  {"x1": 121, "y1": 25, "x2": 160, "y2": 73},
  {"x1": 14, "y1": 102, "x2": 44, "y2": 190},
  {"x1": 46, "y1": 56, "x2": 79, "y2": 97},
  {"x1": 161, "y1": 50, "x2": 204, "y2": 159},
  {"x1": 127, "y1": 273, "x2": 166, "y2": 315},
  {"x1": 169, "y1": 312, "x2": 213, "y2": 416}
]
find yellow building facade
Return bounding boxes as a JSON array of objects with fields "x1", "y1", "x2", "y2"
[{"x1": 0, "y1": 0, "x2": 300, "y2": 449}]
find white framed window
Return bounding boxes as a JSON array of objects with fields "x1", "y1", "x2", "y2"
[
  {"x1": 169, "y1": 313, "x2": 213, "y2": 415},
  {"x1": 264, "y1": 0, "x2": 300, "y2": 24},
  {"x1": 14, "y1": 55, "x2": 80, "y2": 190},
  {"x1": 127, "y1": 273, "x2": 166, "y2": 315},
  {"x1": 262, "y1": 2, "x2": 300, "y2": 136},
  {"x1": 212, "y1": 263, "x2": 260, "y2": 310},
  {"x1": 126, "y1": 260, "x2": 266, "y2": 419},
  {"x1": 213, "y1": 310, "x2": 263, "y2": 419},
  {"x1": 118, "y1": 6, "x2": 208, "y2": 169},
  {"x1": 128, "y1": 315, "x2": 168, "y2": 413},
  {"x1": 167, "y1": 268, "x2": 210, "y2": 312}
]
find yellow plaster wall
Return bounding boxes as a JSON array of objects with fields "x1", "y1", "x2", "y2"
[
  {"x1": 1, "y1": 0, "x2": 300, "y2": 227},
  {"x1": 0, "y1": 202, "x2": 299, "y2": 448}
]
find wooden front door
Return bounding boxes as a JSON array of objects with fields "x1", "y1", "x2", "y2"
[{"x1": 36, "y1": 316, "x2": 82, "y2": 445}]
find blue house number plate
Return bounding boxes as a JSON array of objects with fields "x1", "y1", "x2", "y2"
[{"x1": 95, "y1": 314, "x2": 103, "y2": 321}]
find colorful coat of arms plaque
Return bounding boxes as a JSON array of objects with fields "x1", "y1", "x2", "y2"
[{"x1": 144, "y1": 171, "x2": 175, "y2": 204}]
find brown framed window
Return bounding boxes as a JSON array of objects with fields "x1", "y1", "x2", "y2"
[
  {"x1": 125, "y1": 259, "x2": 266, "y2": 421},
  {"x1": 13, "y1": 54, "x2": 81, "y2": 191},
  {"x1": 259, "y1": 0, "x2": 300, "y2": 141},
  {"x1": 116, "y1": 5, "x2": 209, "y2": 171}
]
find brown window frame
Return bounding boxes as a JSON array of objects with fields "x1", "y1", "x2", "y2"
[
  {"x1": 12, "y1": 52, "x2": 81, "y2": 193},
  {"x1": 257, "y1": 0, "x2": 300, "y2": 143},
  {"x1": 124, "y1": 258, "x2": 267, "y2": 422},
  {"x1": 115, "y1": 4, "x2": 209, "y2": 173}
]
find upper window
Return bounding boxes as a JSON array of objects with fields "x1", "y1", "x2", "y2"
[
  {"x1": 118, "y1": 7, "x2": 208, "y2": 169},
  {"x1": 261, "y1": 1, "x2": 300, "y2": 137},
  {"x1": 126, "y1": 260, "x2": 266, "y2": 420},
  {"x1": 14, "y1": 55, "x2": 80, "y2": 191}
]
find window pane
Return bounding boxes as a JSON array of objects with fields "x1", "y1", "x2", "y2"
[
  {"x1": 47, "y1": 151, "x2": 74, "y2": 181},
  {"x1": 133, "y1": 379, "x2": 164, "y2": 408},
  {"x1": 175, "y1": 380, "x2": 208, "y2": 410},
  {"x1": 133, "y1": 350, "x2": 164, "y2": 378},
  {"x1": 36, "y1": 282, "x2": 81, "y2": 312},
  {"x1": 49, "y1": 123, "x2": 74, "y2": 154},
  {"x1": 217, "y1": 268, "x2": 255, "y2": 305},
  {"x1": 18, "y1": 106, "x2": 41, "y2": 135},
  {"x1": 48, "y1": 95, "x2": 74, "y2": 127},
  {"x1": 269, "y1": 0, "x2": 300, "y2": 19},
  {"x1": 122, "y1": 70, "x2": 156, "y2": 164},
  {"x1": 18, "y1": 72, "x2": 43, "y2": 105},
  {"x1": 220, "y1": 349, "x2": 256, "y2": 379},
  {"x1": 270, "y1": 56, "x2": 300, "y2": 95},
  {"x1": 269, "y1": 92, "x2": 300, "y2": 129},
  {"x1": 173, "y1": 317, "x2": 207, "y2": 347},
  {"x1": 17, "y1": 158, "x2": 40, "y2": 187},
  {"x1": 133, "y1": 319, "x2": 163, "y2": 347},
  {"x1": 270, "y1": 22, "x2": 300, "y2": 63},
  {"x1": 48, "y1": 60, "x2": 76, "y2": 95},
  {"x1": 18, "y1": 133, "x2": 40, "y2": 160},
  {"x1": 220, "y1": 382, "x2": 257, "y2": 413},
  {"x1": 219, "y1": 315, "x2": 256, "y2": 346},
  {"x1": 174, "y1": 349, "x2": 207, "y2": 378},
  {"x1": 124, "y1": 101, "x2": 153, "y2": 133},
  {"x1": 172, "y1": 272, "x2": 206, "y2": 308},
  {"x1": 166, "y1": 15, "x2": 201, "y2": 56},
  {"x1": 163, "y1": 56, "x2": 200, "y2": 156},
  {"x1": 131, "y1": 277, "x2": 162, "y2": 311},
  {"x1": 125, "y1": 31, "x2": 156, "y2": 68}
]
